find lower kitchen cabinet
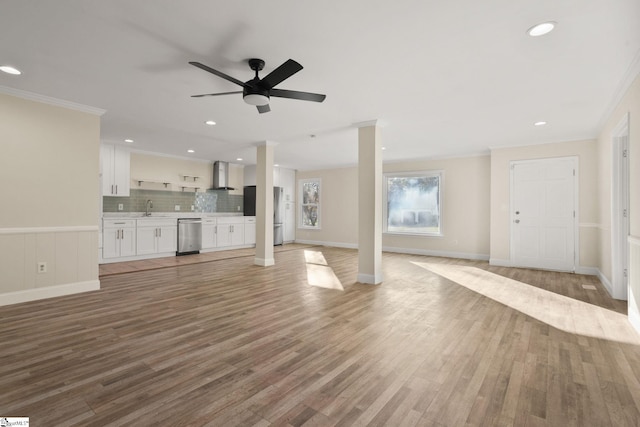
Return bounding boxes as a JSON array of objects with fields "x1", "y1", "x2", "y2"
[
  {"x1": 102, "y1": 215, "x2": 252, "y2": 263},
  {"x1": 217, "y1": 217, "x2": 245, "y2": 248},
  {"x1": 201, "y1": 218, "x2": 217, "y2": 249},
  {"x1": 136, "y1": 219, "x2": 177, "y2": 255},
  {"x1": 244, "y1": 217, "x2": 256, "y2": 245},
  {"x1": 103, "y1": 219, "x2": 136, "y2": 259}
]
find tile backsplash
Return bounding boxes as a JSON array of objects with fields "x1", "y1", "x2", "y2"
[{"x1": 103, "y1": 189, "x2": 243, "y2": 213}]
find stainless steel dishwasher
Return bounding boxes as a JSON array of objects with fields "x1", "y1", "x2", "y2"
[{"x1": 177, "y1": 218, "x2": 202, "y2": 255}]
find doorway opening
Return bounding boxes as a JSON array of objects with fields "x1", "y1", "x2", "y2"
[{"x1": 611, "y1": 113, "x2": 630, "y2": 300}]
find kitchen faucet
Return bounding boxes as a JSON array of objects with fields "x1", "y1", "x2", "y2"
[{"x1": 145, "y1": 199, "x2": 153, "y2": 216}]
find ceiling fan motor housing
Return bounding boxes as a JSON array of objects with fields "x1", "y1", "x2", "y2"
[{"x1": 243, "y1": 79, "x2": 270, "y2": 106}]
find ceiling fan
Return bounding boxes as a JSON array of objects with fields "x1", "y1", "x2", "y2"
[{"x1": 189, "y1": 58, "x2": 326, "y2": 113}]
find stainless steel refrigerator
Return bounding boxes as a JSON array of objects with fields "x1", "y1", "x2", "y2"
[
  {"x1": 273, "y1": 186, "x2": 284, "y2": 245},
  {"x1": 244, "y1": 185, "x2": 285, "y2": 246}
]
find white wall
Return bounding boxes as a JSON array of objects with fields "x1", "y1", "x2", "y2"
[
  {"x1": 595, "y1": 72, "x2": 640, "y2": 324},
  {"x1": 383, "y1": 155, "x2": 490, "y2": 259},
  {"x1": 296, "y1": 155, "x2": 491, "y2": 259},
  {"x1": 0, "y1": 92, "x2": 102, "y2": 305},
  {"x1": 130, "y1": 152, "x2": 214, "y2": 192},
  {"x1": 489, "y1": 139, "x2": 598, "y2": 271},
  {"x1": 296, "y1": 167, "x2": 359, "y2": 247}
]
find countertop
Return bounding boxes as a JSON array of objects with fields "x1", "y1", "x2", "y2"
[{"x1": 103, "y1": 212, "x2": 246, "y2": 219}]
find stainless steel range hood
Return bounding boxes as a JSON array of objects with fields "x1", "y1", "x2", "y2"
[{"x1": 211, "y1": 161, "x2": 235, "y2": 190}]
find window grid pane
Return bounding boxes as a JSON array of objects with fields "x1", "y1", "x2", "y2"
[
  {"x1": 300, "y1": 179, "x2": 321, "y2": 229},
  {"x1": 386, "y1": 174, "x2": 441, "y2": 235}
]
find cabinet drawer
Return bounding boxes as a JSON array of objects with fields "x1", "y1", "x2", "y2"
[
  {"x1": 202, "y1": 218, "x2": 217, "y2": 225},
  {"x1": 244, "y1": 217, "x2": 256, "y2": 224},
  {"x1": 104, "y1": 219, "x2": 136, "y2": 229},
  {"x1": 136, "y1": 218, "x2": 177, "y2": 228},
  {"x1": 217, "y1": 216, "x2": 245, "y2": 224}
]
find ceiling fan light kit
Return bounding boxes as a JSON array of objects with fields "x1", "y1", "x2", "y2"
[{"x1": 190, "y1": 57, "x2": 326, "y2": 113}]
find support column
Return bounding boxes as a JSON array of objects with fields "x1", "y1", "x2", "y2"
[
  {"x1": 356, "y1": 120, "x2": 383, "y2": 284},
  {"x1": 254, "y1": 141, "x2": 275, "y2": 266}
]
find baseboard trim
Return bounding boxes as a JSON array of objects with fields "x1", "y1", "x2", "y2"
[
  {"x1": 295, "y1": 240, "x2": 491, "y2": 262},
  {"x1": 575, "y1": 266, "x2": 599, "y2": 276},
  {"x1": 0, "y1": 280, "x2": 100, "y2": 307},
  {"x1": 597, "y1": 269, "x2": 614, "y2": 297},
  {"x1": 489, "y1": 258, "x2": 513, "y2": 267},
  {"x1": 254, "y1": 257, "x2": 275, "y2": 267},
  {"x1": 629, "y1": 308, "x2": 640, "y2": 335},
  {"x1": 357, "y1": 273, "x2": 383, "y2": 285},
  {"x1": 294, "y1": 239, "x2": 358, "y2": 249},
  {"x1": 384, "y1": 246, "x2": 489, "y2": 261}
]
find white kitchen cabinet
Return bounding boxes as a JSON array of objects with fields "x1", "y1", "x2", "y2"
[
  {"x1": 101, "y1": 143, "x2": 131, "y2": 196},
  {"x1": 228, "y1": 163, "x2": 244, "y2": 196},
  {"x1": 217, "y1": 217, "x2": 245, "y2": 247},
  {"x1": 279, "y1": 168, "x2": 296, "y2": 242},
  {"x1": 244, "y1": 217, "x2": 256, "y2": 245},
  {"x1": 243, "y1": 164, "x2": 256, "y2": 186},
  {"x1": 201, "y1": 218, "x2": 217, "y2": 249},
  {"x1": 136, "y1": 219, "x2": 177, "y2": 255},
  {"x1": 103, "y1": 219, "x2": 136, "y2": 258}
]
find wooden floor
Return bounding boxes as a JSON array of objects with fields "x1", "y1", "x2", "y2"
[
  {"x1": 98, "y1": 244, "x2": 313, "y2": 277},
  {"x1": 1, "y1": 246, "x2": 639, "y2": 426}
]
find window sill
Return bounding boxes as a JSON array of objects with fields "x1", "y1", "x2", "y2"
[{"x1": 383, "y1": 231, "x2": 443, "y2": 238}]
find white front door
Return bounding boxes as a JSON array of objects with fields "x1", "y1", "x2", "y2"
[{"x1": 511, "y1": 157, "x2": 577, "y2": 272}]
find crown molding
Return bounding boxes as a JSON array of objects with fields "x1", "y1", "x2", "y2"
[
  {"x1": 0, "y1": 85, "x2": 106, "y2": 116},
  {"x1": 597, "y1": 47, "x2": 640, "y2": 131}
]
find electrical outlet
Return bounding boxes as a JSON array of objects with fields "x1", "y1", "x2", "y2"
[
  {"x1": 237, "y1": 205, "x2": 241, "y2": 211},
  {"x1": 37, "y1": 262, "x2": 47, "y2": 273},
  {"x1": 175, "y1": 205, "x2": 180, "y2": 211},
  {"x1": 191, "y1": 205, "x2": 195, "y2": 211},
  {"x1": 118, "y1": 203, "x2": 124, "y2": 211}
]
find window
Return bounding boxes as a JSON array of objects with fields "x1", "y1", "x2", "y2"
[
  {"x1": 299, "y1": 178, "x2": 321, "y2": 229},
  {"x1": 384, "y1": 171, "x2": 442, "y2": 236}
]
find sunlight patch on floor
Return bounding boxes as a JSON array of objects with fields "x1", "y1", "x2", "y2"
[
  {"x1": 305, "y1": 250, "x2": 344, "y2": 291},
  {"x1": 413, "y1": 262, "x2": 640, "y2": 345}
]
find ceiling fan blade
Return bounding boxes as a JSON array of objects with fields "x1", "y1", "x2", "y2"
[
  {"x1": 191, "y1": 91, "x2": 243, "y2": 98},
  {"x1": 257, "y1": 104, "x2": 271, "y2": 114},
  {"x1": 270, "y1": 88, "x2": 326, "y2": 103},
  {"x1": 260, "y1": 59, "x2": 303, "y2": 89},
  {"x1": 189, "y1": 61, "x2": 246, "y2": 87}
]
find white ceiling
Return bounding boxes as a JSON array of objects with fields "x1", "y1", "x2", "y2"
[{"x1": 1, "y1": 1, "x2": 639, "y2": 170}]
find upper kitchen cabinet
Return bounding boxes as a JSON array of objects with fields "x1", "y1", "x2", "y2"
[
  {"x1": 228, "y1": 163, "x2": 244, "y2": 195},
  {"x1": 244, "y1": 165, "x2": 295, "y2": 190},
  {"x1": 101, "y1": 143, "x2": 130, "y2": 197}
]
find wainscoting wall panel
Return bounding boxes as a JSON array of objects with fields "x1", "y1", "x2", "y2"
[
  {"x1": 629, "y1": 236, "x2": 640, "y2": 332},
  {"x1": 0, "y1": 226, "x2": 100, "y2": 306}
]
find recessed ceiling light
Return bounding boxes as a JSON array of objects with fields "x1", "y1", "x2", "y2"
[
  {"x1": 274, "y1": 164, "x2": 280, "y2": 167},
  {"x1": 0, "y1": 65, "x2": 21, "y2": 75},
  {"x1": 124, "y1": 139, "x2": 134, "y2": 143},
  {"x1": 528, "y1": 21, "x2": 556, "y2": 37},
  {"x1": 236, "y1": 158, "x2": 243, "y2": 161},
  {"x1": 205, "y1": 120, "x2": 216, "y2": 126},
  {"x1": 187, "y1": 149, "x2": 195, "y2": 153},
  {"x1": 382, "y1": 147, "x2": 387, "y2": 151},
  {"x1": 534, "y1": 121, "x2": 547, "y2": 126}
]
